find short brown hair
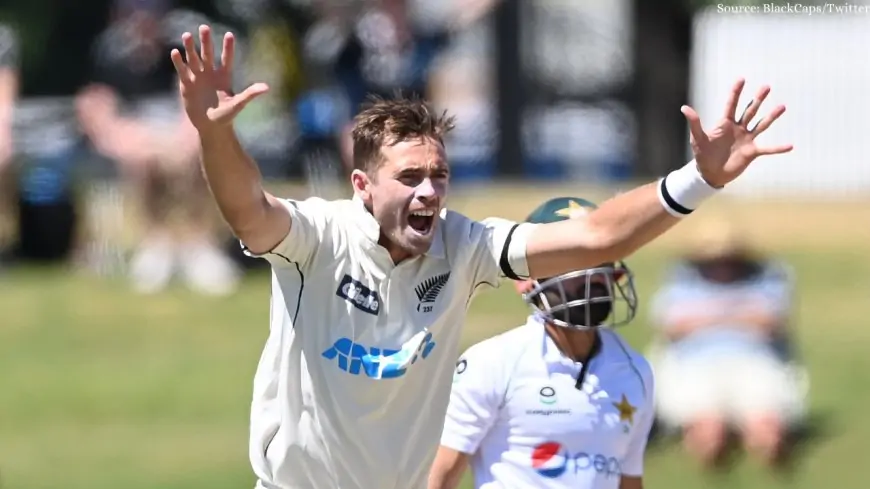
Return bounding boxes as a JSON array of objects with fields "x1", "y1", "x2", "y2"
[{"x1": 351, "y1": 93, "x2": 456, "y2": 173}]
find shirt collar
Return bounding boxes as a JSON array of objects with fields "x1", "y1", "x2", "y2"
[
  {"x1": 529, "y1": 314, "x2": 604, "y2": 364},
  {"x1": 350, "y1": 194, "x2": 445, "y2": 259}
]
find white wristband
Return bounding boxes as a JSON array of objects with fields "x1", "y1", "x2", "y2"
[{"x1": 658, "y1": 160, "x2": 720, "y2": 218}]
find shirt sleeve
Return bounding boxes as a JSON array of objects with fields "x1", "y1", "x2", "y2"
[
  {"x1": 440, "y1": 341, "x2": 507, "y2": 455},
  {"x1": 470, "y1": 217, "x2": 539, "y2": 287},
  {"x1": 242, "y1": 197, "x2": 329, "y2": 269},
  {"x1": 621, "y1": 364, "x2": 656, "y2": 477}
]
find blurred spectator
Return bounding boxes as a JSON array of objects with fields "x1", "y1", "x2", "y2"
[
  {"x1": 332, "y1": 0, "x2": 448, "y2": 111},
  {"x1": 427, "y1": 54, "x2": 496, "y2": 181},
  {"x1": 75, "y1": 0, "x2": 239, "y2": 295},
  {"x1": 232, "y1": 0, "x2": 349, "y2": 194},
  {"x1": 210, "y1": 0, "x2": 303, "y2": 179},
  {"x1": 294, "y1": 0, "x2": 497, "y2": 179},
  {"x1": 423, "y1": 0, "x2": 500, "y2": 181},
  {"x1": 648, "y1": 218, "x2": 808, "y2": 469},
  {"x1": 292, "y1": 0, "x2": 446, "y2": 180},
  {"x1": 0, "y1": 4, "x2": 104, "y2": 264}
]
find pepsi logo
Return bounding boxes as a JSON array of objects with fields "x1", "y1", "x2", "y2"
[
  {"x1": 531, "y1": 442, "x2": 568, "y2": 478},
  {"x1": 530, "y1": 442, "x2": 622, "y2": 479}
]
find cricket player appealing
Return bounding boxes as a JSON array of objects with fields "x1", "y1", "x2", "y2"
[
  {"x1": 170, "y1": 24, "x2": 793, "y2": 489},
  {"x1": 429, "y1": 197, "x2": 653, "y2": 489}
]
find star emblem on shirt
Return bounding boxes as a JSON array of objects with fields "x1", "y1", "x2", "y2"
[{"x1": 612, "y1": 394, "x2": 637, "y2": 425}]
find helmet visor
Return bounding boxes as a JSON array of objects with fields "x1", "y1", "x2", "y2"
[{"x1": 523, "y1": 262, "x2": 638, "y2": 330}]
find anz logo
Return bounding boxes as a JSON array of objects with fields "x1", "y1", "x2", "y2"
[
  {"x1": 336, "y1": 274, "x2": 380, "y2": 315},
  {"x1": 322, "y1": 331, "x2": 437, "y2": 379}
]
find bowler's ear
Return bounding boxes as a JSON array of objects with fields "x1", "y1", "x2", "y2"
[{"x1": 351, "y1": 169, "x2": 371, "y2": 201}]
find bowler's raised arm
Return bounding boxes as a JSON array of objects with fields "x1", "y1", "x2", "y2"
[
  {"x1": 521, "y1": 79, "x2": 791, "y2": 280},
  {"x1": 170, "y1": 25, "x2": 290, "y2": 255}
]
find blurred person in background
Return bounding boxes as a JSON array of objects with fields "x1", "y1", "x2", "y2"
[
  {"x1": 299, "y1": 0, "x2": 498, "y2": 178},
  {"x1": 430, "y1": 197, "x2": 654, "y2": 489},
  {"x1": 423, "y1": 0, "x2": 501, "y2": 182},
  {"x1": 0, "y1": 4, "x2": 108, "y2": 265},
  {"x1": 210, "y1": 0, "x2": 304, "y2": 181},
  {"x1": 648, "y1": 218, "x2": 807, "y2": 470},
  {"x1": 332, "y1": 0, "x2": 448, "y2": 110},
  {"x1": 76, "y1": 0, "x2": 240, "y2": 295},
  {"x1": 427, "y1": 54, "x2": 496, "y2": 182}
]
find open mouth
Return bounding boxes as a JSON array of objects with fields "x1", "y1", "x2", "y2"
[{"x1": 408, "y1": 209, "x2": 435, "y2": 234}]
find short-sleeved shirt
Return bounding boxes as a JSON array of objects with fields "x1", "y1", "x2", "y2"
[
  {"x1": 243, "y1": 195, "x2": 537, "y2": 489},
  {"x1": 441, "y1": 316, "x2": 655, "y2": 489},
  {"x1": 650, "y1": 260, "x2": 794, "y2": 361}
]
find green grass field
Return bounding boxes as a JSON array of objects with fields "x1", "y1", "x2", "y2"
[{"x1": 2, "y1": 188, "x2": 869, "y2": 489}]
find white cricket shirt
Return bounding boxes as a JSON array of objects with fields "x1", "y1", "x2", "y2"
[
  {"x1": 441, "y1": 316, "x2": 655, "y2": 489},
  {"x1": 243, "y1": 196, "x2": 537, "y2": 489}
]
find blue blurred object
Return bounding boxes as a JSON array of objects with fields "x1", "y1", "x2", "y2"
[
  {"x1": 523, "y1": 156, "x2": 565, "y2": 181},
  {"x1": 295, "y1": 89, "x2": 348, "y2": 138},
  {"x1": 14, "y1": 144, "x2": 82, "y2": 262},
  {"x1": 18, "y1": 146, "x2": 79, "y2": 206},
  {"x1": 596, "y1": 156, "x2": 633, "y2": 183},
  {"x1": 449, "y1": 157, "x2": 496, "y2": 182},
  {"x1": 521, "y1": 155, "x2": 633, "y2": 183}
]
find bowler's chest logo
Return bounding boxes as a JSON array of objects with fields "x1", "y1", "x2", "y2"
[
  {"x1": 415, "y1": 272, "x2": 451, "y2": 312},
  {"x1": 336, "y1": 274, "x2": 380, "y2": 315}
]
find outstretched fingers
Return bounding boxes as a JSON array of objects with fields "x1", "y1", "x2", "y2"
[
  {"x1": 233, "y1": 83, "x2": 270, "y2": 109},
  {"x1": 755, "y1": 143, "x2": 794, "y2": 156},
  {"x1": 752, "y1": 104, "x2": 787, "y2": 135},
  {"x1": 199, "y1": 25, "x2": 215, "y2": 71},
  {"x1": 220, "y1": 32, "x2": 235, "y2": 73},
  {"x1": 723, "y1": 78, "x2": 746, "y2": 121},
  {"x1": 182, "y1": 32, "x2": 202, "y2": 72},
  {"x1": 738, "y1": 85, "x2": 771, "y2": 127},
  {"x1": 750, "y1": 104, "x2": 792, "y2": 156},
  {"x1": 681, "y1": 105, "x2": 710, "y2": 146},
  {"x1": 212, "y1": 83, "x2": 270, "y2": 122},
  {"x1": 169, "y1": 49, "x2": 191, "y2": 83}
]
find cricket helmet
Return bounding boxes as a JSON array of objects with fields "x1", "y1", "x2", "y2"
[{"x1": 522, "y1": 197, "x2": 638, "y2": 330}]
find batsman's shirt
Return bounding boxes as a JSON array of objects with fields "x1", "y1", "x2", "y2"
[
  {"x1": 243, "y1": 196, "x2": 536, "y2": 489},
  {"x1": 441, "y1": 317, "x2": 655, "y2": 489}
]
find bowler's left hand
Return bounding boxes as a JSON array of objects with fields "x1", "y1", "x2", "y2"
[{"x1": 682, "y1": 78, "x2": 793, "y2": 188}]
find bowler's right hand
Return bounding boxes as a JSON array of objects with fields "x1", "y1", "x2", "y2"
[{"x1": 170, "y1": 25, "x2": 269, "y2": 132}]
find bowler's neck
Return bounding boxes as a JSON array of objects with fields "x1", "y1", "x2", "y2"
[{"x1": 379, "y1": 234, "x2": 411, "y2": 265}]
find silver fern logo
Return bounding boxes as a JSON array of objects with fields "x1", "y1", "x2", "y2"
[{"x1": 415, "y1": 272, "x2": 450, "y2": 312}]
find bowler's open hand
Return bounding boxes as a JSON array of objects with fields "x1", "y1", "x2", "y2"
[
  {"x1": 170, "y1": 25, "x2": 269, "y2": 132},
  {"x1": 682, "y1": 78, "x2": 793, "y2": 188}
]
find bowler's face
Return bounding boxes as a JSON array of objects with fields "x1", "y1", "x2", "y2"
[{"x1": 364, "y1": 137, "x2": 450, "y2": 261}]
